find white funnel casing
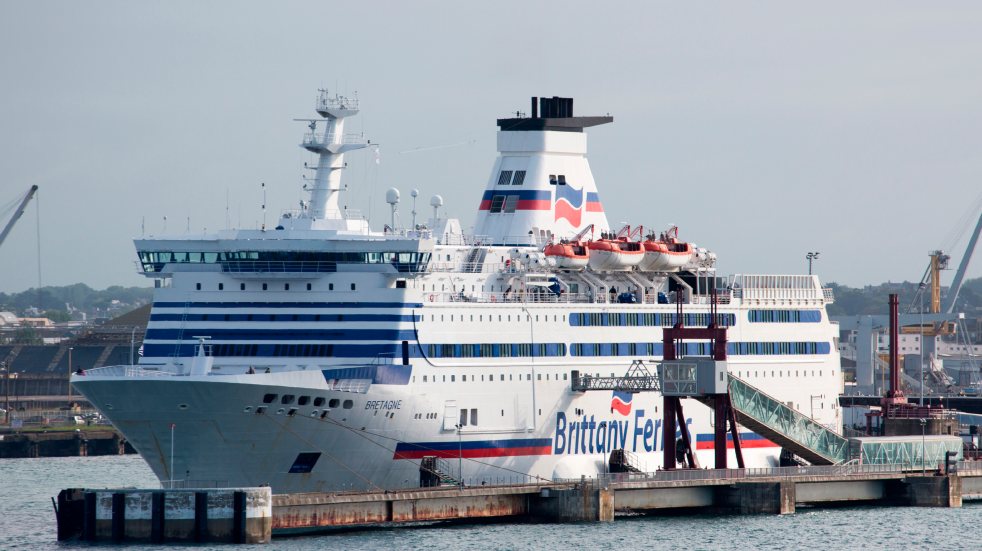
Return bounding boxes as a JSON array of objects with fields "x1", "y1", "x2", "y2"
[{"x1": 473, "y1": 97, "x2": 612, "y2": 245}]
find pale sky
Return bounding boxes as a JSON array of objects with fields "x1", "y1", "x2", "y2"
[{"x1": 1, "y1": 1, "x2": 981, "y2": 294}]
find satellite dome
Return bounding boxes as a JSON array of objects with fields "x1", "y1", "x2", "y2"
[
  {"x1": 430, "y1": 195, "x2": 444, "y2": 208},
  {"x1": 385, "y1": 188, "x2": 401, "y2": 205}
]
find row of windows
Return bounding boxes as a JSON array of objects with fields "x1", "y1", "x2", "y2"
[
  {"x1": 496, "y1": 170, "x2": 527, "y2": 186},
  {"x1": 260, "y1": 393, "x2": 353, "y2": 409},
  {"x1": 424, "y1": 341, "x2": 830, "y2": 358},
  {"x1": 196, "y1": 282, "x2": 352, "y2": 291},
  {"x1": 747, "y1": 309, "x2": 822, "y2": 323},
  {"x1": 569, "y1": 312, "x2": 737, "y2": 327},
  {"x1": 207, "y1": 343, "x2": 335, "y2": 357},
  {"x1": 139, "y1": 250, "x2": 431, "y2": 274},
  {"x1": 426, "y1": 343, "x2": 566, "y2": 358},
  {"x1": 417, "y1": 372, "x2": 568, "y2": 383}
]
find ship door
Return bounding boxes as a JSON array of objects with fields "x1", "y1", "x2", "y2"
[{"x1": 442, "y1": 400, "x2": 458, "y2": 431}]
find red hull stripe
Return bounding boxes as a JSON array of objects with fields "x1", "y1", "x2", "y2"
[
  {"x1": 694, "y1": 432, "x2": 778, "y2": 450},
  {"x1": 394, "y1": 445, "x2": 552, "y2": 460},
  {"x1": 586, "y1": 201, "x2": 603, "y2": 212}
]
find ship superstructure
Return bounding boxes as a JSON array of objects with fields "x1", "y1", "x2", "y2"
[{"x1": 73, "y1": 92, "x2": 843, "y2": 493}]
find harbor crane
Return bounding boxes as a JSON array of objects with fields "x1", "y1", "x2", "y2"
[{"x1": 0, "y1": 185, "x2": 38, "y2": 250}]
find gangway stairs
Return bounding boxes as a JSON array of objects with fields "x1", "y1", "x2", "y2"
[
  {"x1": 572, "y1": 360, "x2": 849, "y2": 466},
  {"x1": 716, "y1": 375, "x2": 848, "y2": 465}
]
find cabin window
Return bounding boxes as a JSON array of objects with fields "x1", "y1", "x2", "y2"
[
  {"x1": 195, "y1": 283, "x2": 201, "y2": 290},
  {"x1": 503, "y1": 195, "x2": 519, "y2": 213},
  {"x1": 284, "y1": 283, "x2": 290, "y2": 291},
  {"x1": 396, "y1": 280, "x2": 407, "y2": 289},
  {"x1": 313, "y1": 397, "x2": 325, "y2": 407},
  {"x1": 307, "y1": 283, "x2": 312, "y2": 290},
  {"x1": 342, "y1": 400, "x2": 353, "y2": 409},
  {"x1": 329, "y1": 283, "x2": 334, "y2": 290},
  {"x1": 329, "y1": 399, "x2": 340, "y2": 408},
  {"x1": 218, "y1": 283, "x2": 224, "y2": 290},
  {"x1": 262, "y1": 393, "x2": 277, "y2": 403},
  {"x1": 558, "y1": 175, "x2": 567, "y2": 185},
  {"x1": 240, "y1": 283, "x2": 246, "y2": 291},
  {"x1": 549, "y1": 174, "x2": 557, "y2": 185},
  {"x1": 298, "y1": 396, "x2": 310, "y2": 406},
  {"x1": 281, "y1": 395, "x2": 295, "y2": 404},
  {"x1": 489, "y1": 195, "x2": 506, "y2": 213},
  {"x1": 512, "y1": 170, "x2": 526, "y2": 185},
  {"x1": 470, "y1": 409, "x2": 478, "y2": 426},
  {"x1": 497, "y1": 170, "x2": 513, "y2": 186},
  {"x1": 459, "y1": 409, "x2": 468, "y2": 427},
  {"x1": 351, "y1": 283, "x2": 356, "y2": 290},
  {"x1": 262, "y1": 283, "x2": 268, "y2": 291}
]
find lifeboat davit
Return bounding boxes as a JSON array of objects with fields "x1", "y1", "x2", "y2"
[
  {"x1": 587, "y1": 238, "x2": 644, "y2": 271},
  {"x1": 544, "y1": 241, "x2": 589, "y2": 270},
  {"x1": 640, "y1": 238, "x2": 693, "y2": 272}
]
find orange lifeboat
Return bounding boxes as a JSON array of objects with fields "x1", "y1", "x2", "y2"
[
  {"x1": 587, "y1": 237, "x2": 643, "y2": 271},
  {"x1": 639, "y1": 227, "x2": 693, "y2": 272},
  {"x1": 544, "y1": 240, "x2": 589, "y2": 270}
]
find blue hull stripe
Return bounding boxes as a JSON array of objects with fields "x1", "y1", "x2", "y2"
[
  {"x1": 149, "y1": 313, "x2": 419, "y2": 323},
  {"x1": 143, "y1": 342, "x2": 409, "y2": 358},
  {"x1": 145, "y1": 328, "x2": 416, "y2": 341},
  {"x1": 153, "y1": 301, "x2": 422, "y2": 309}
]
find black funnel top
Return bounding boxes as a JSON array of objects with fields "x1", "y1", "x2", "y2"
[{"x1": 497, "y1": 96, "x2": 613, "y2": 132}]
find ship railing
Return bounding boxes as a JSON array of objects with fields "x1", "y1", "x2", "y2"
[
  {"x1": 556, "y1": 463, "x2": 910, "y2": 486},
  {"x1": 301, "y1": 131, "x2": 367, "y2": 147},
  {"x1": 161, "y1": 479, "x2": 230, "y2": 490},
  {"x1": 423, "y1": 291, "x2": 596, "y2": 305},
  {"x1": 823, "y1": 287, "x2": 835, "y2": 304}
]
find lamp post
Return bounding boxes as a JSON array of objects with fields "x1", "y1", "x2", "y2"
[
  {"x1": 67, "y1": 346, "x2": 73, "y2": 407},
  {"x1": 919, "y1": 282, "x2": 925, "y2": 407},
  {"x1": 919, "y1": 418, "x2": 927, "y2": 475},
  {"x1": 806, "y1": 252, "x2": 820, "y2": 275},
  {"x1": 2, "y1": 362, "x2": 9, "y2": 426}
]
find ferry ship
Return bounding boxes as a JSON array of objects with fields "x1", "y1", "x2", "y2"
[{"x1": 72, "y1": 92, "x2": 843, "y2": 493}]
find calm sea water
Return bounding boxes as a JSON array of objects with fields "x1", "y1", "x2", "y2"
[{"x1": 1, "y1": 455, "x2": 979, "y2": 550}]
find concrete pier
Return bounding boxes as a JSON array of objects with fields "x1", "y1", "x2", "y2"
[
  {"x1": 56, "y1": 463, "x2": 982, "y2": 543},
  {"x1": 0, "y1": 430, "x2": 134, "y2": 458},
  {"x1": 56, "y1": 487, "x2": 271, "y2": 544}
]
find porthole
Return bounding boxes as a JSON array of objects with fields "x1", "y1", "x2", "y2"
[
  {"x1": 105, "y1": 404, "x2": 114, "y2": 410},
  {"x1": 298, "y1": 396, "x2": 310, "y2": 406},
  {"x1": 342, "y1": 400, "x2": 354, "y2": 409},
  {"x1": 262, "y1": 393, "x2": 277, "y2": 404},
  {"x1": 281, "y1": 395, "x2": 295, "y2": 405},
  {"x1": 178, "y1": 403, "x2": 189, "y2": 410},
  {"x1": 313, "y1": 397, "x2": 325, "y2": 407},
  {"x1": 329, "y1": 399, "x2": 340, "y2": 408},
  {"x1": 243, "y1": 406, "x2": 253, "y2": 413}
]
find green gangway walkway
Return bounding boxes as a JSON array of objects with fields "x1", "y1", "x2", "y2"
[{"x1": 702, "y1": 375, "x2": 850, "y2": 465}]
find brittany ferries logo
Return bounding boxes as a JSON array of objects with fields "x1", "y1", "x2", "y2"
[
  {"x1": 554, "y1": 182, "x2": 584, "y2": 226},
  {"x1": 610, "y1": 391, "x2": 633, "y2": 416}
]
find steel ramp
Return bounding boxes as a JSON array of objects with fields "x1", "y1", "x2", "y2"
[{"x1": 705, "y1": 375, "x2": 849, "y2": 465}]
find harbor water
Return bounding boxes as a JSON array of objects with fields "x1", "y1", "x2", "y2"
[{"x1": 1, "y1": 455, "x2": 979, "y2": 550}]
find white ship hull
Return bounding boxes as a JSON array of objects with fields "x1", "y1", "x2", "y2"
[{"x1": 70, "y1": 92, "x2": 843, "y2": 494}]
